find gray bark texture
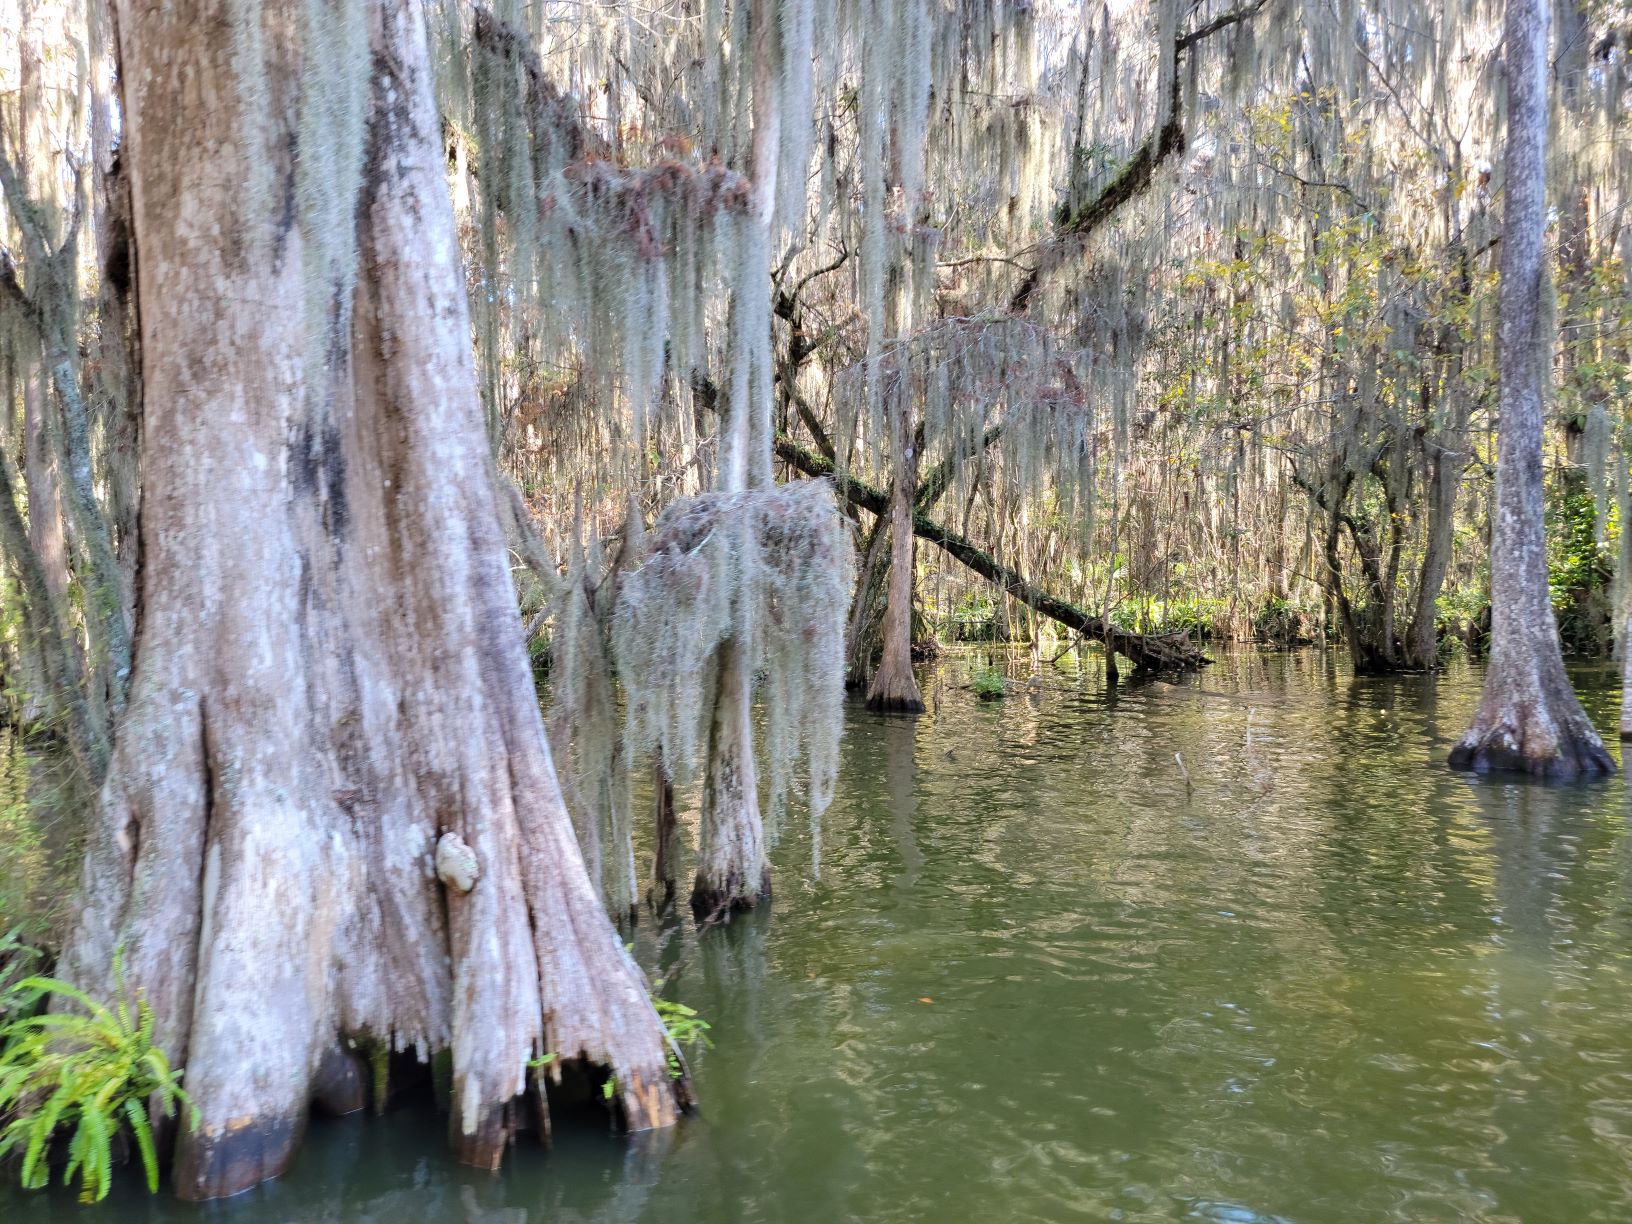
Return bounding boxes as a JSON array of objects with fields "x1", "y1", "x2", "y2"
[
  {"x1": 693, "y1": 638, "x2": 770, "y2": 917},
  {"x1": 60, "y1": 0, "x2": 687, "y2": 1200},
  {"x1": 1448, "y1": 0, "x2": 1614, "y2": 778},
  {"x1": 866, "y1": 400, "x2": 927, "y2": 714}
]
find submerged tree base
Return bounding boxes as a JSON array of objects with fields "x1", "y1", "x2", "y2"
[
  {"x1": 1448, "y1": 695, "x2": 1616, "y2": 779},
  {"x1": 866, "y1": 657, "x2": 926, "y2": 715},
  {"x1": 175, "y1": 1117, "x2": 304, "y2": 1202},
  {"x1": 867, "y1": 692, "x2": 928, "y2": 715},
  {"x1": 690, "y1": 870, "x2": 772, "y2": 924}
]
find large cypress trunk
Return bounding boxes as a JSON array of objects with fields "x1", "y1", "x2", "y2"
[
  {"x1": 60, "y1": 0, "x2": 685, "y2": 1200},
  {"x1": 1447, "y1": 0, "x2": 1613, "y2": 778}
]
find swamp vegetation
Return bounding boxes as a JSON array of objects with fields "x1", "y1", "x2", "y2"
[{"x1": 0, "y1": 0, "x2": 1629, "y2": 1216}]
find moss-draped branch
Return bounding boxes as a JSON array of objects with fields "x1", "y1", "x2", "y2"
[{"x1": 774, "y1": 436, "x2": 1211, "y2": 674}]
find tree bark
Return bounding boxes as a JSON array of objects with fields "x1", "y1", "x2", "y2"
[
  {"x1": 18, "y1": 372, "x2": 69, "y2": 725},
  {"x1": 651, "y1": 753, "x2": 681, "y2": 910},
  {"x1": 845, "y1": 511, "x2": 891, "y2": 688},
  {"x1": 0, "y1": 446, "x2": 104, "y2": 776},
  {"x1": 1403, "y1": 427, "x2": 1462, "y2": 671},
  {"x1": 693, "y1": 639, "x2": 769, "y2": 917},
  {"x1": 867, "y1": 403, "x2": 926, "y2": 713},
  {"x1": 60, "y1": 0, "x2": 685, "y2": 1200},
  {"x1": 1448, "y1": 0, "x2": 1613, "y2": 778},
  {"x1": 16, "y1": 0, "x2": 70, "y2": 629},
  {"x1": 21, "y1": 369, "x2": 66, "y2": 609}
]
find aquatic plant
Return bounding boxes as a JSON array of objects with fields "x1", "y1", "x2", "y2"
[
  {"x1": 603, "y1": 995, "x2": 711, "y2": 1097},
  {"x1": 970, "y1": 665, "x2": 1006, "y2": 700},
  {"x1": 0, "y1": 951, "x2": 196, "y2": 1202},
  {"x1": 655, "y1": 998, "x2": 712, "y2": 1079}
]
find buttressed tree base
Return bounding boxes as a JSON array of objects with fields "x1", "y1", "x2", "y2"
[{"x1": 60, "y1": 0, "x2": 686, "y2": 1199}]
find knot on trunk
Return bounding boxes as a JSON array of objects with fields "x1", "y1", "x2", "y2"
[{"x1": 435, "y1": 831, "x2": 479, "y2": 893}]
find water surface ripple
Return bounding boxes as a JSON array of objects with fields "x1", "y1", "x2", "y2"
[{"x1": 16, "y1": 649, "x2": 1632, "y2": 1222}]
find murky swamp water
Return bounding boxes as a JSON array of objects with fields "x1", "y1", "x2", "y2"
[{"x1": 13, "y1": 648, "x2": 1632, "y2": 1222}]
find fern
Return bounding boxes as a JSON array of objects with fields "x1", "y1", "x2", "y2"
[
  {"x1": 0, "y1": 950, "x2": 197, "y2": 1203},
  {"x1": 654, "y1": 996, "x2": 712, "y2": 1079},
  {"x1": 0, "y1": 928, "x2": 42, "y2": 1023}
]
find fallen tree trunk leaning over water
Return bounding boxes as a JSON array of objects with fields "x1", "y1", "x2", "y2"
[{"x1": 775, "y1": 438, "x2": 1212, "y2": 676}]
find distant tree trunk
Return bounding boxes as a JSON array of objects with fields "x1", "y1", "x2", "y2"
[
  {"x1": 651, "y1": 753, "x2": 681, "y2": 910},
  {"x1": 60, "y1": 0, "x2": 684, "y2": 1200},
  {"x1": 17, "y1": 1, "x2": 68, "y2": 608},
  {"x1": 88, "y1": 26, "x2": 143, "y2": 626},
  {"x1": 867, "y1": 400, "x2": 926, "y2": 712},
  {"x1": 693, "y1": 639, "x2": 769, "y2": 916},
  {"x1": 21, "y1": 376, "x2": 65, "y2": 608},
  {"x1": 1402, "y1": 430, "x2": 1460, "y2": 670},
  {"x1": 1449, "y1": 0, "x2": 1613, "y2": 777},
  {"x1": 1403, "y1": 369, "x2": 1474, "y2": 672},
  {"x1": 844, "y1": 511, "x2": 890, "y2": 687},
  {"x1": 18, "y1": 374, "x2": 68, "y2": 724},
  {"x1": 14, "y1": 0, "x2": 77, "y2": 729},
  {"x1": 691, "y1": 0, "x2": 781, "y2": 915},
  {"x1": 1618, "y1": 454, "x2": 1632, "y2": 740}
]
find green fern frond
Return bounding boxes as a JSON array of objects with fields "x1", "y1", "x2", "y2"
[
  {"x1": 124, "y1": 1098, "x2": 159, "y2": 1193},
  {"x1": 0, "y1": 955, "x2": 197, "y2": 1202}
]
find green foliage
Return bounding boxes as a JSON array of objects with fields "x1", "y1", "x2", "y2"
[
  {"x1": 0, "y1": 734, "x2": 83, "y2": 944},
  {"x1": 0, "y1": 738, "x2": 47, "y2": 942},
  {"x1": 0, "y1": 929, "x2": 42, "y2": 1026},
  {"x1": 526, "y1": 627, "x2": 554, "y2": 681},
  {"x1": 969, "y1": 664, "x2": 1006, "y2": 700},
  {"x1": 584, "y1": 993, "x2": 711, "y2": 1103},
  {"x1": 1547, "y1": 477, "x2": 1613, "y2": 655},
  {"x1": 1156, "y1": 598, "x2": 1221, "y2": 638},
  {"x1": 1433, "y1": 579, "x2": 1489, "y2": 658},
  {"x1": 0, "y1": 951, "x2": 196, "y2": 1203},
  {"x1": 1549, "y1": 480, "x2": 1607, "y2": 601},
  {"x1": 1108, "y1": 596, "x2": 1221, "y2": 638},
  {"x1": 0, "y1": 572, "x2": 30, "y2": 720},
  {"x1": 942, "y1": 592, "x2": 1000, "y2": 643},
  {"x1": 1252, "y1": 596, "x2": 1323, "y2": 646},
  {"x1": 655, "y1": 997, "x2": 711, "y2": 1079}
]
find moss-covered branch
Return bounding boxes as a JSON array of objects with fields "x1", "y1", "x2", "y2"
[
  {"x1": 1008, "y1": 0, "x2": 1273, "y2": 313},
  {"x1": 775, "y1": 437, "x2": 1211, "y2": 675}
]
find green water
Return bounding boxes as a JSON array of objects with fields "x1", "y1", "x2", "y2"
[{"x1": 14, "y1": 649, "x2": 1632, "y2": 1222}]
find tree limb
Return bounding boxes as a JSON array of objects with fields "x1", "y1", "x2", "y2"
[
  {"x1": 776, "y1": 437, "x2": 1211, "y2": 673},
  {"x1": 1008, "y1": 0, "x2": 1273, "y2": 313}
]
